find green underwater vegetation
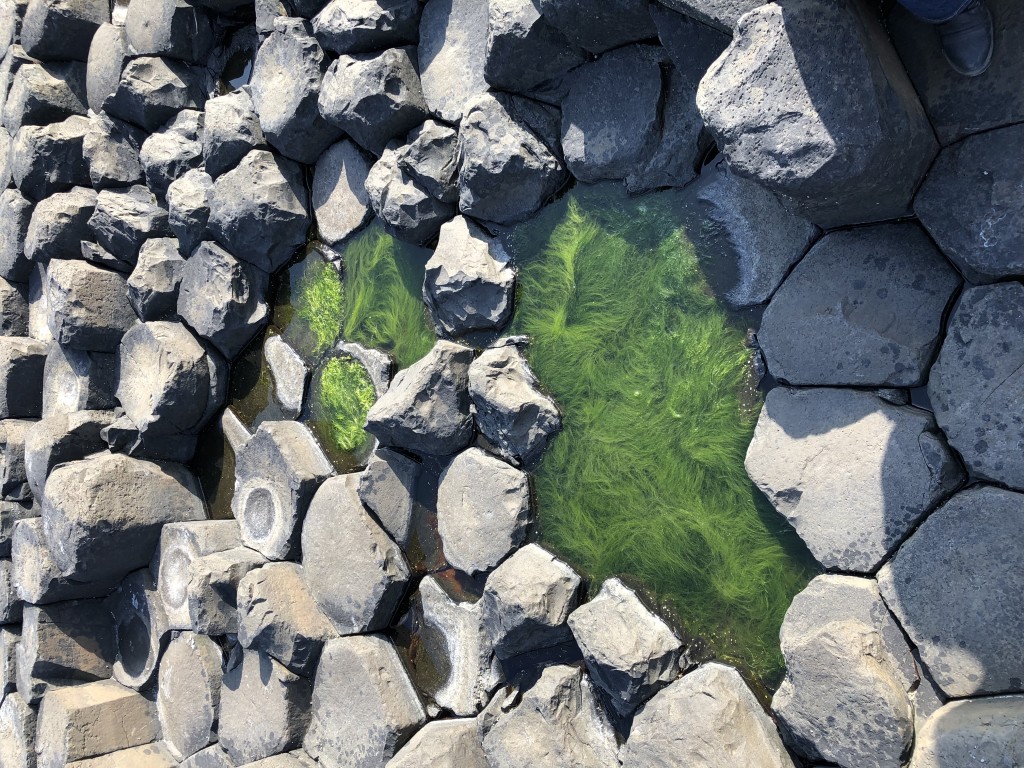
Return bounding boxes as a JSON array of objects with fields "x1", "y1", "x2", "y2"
[
  {"x1": 277, "y1": 251, "x2": 345, "y2": 361},
  {"x1": 507, "y1": 184, "x2": 817, "y2": 684},
  {"x1": 308, "y1": 354, "x2": 378, "y2": 471}
]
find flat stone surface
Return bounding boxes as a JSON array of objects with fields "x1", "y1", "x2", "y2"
[
  {"x1": 622, "y1": 662, "x2": 794, "y2": 768},
  {"x1": 909, "y1": 696, "x2": 1024, "y2": 768},
  {"x1": 389, "y1": 719, "x2": 488, "y2": 768},
  {"x1": 889, "y1": 0, "x2": 1024, "y2": 145},
  {"x1": 312, "y1": 0, "x2": 421, "y2": 56},
  {"x1": 927, "y1": 283, "x2": 1024, "y2": 489},
  {"x1": 357, "y1": 448, "x2": 419, "y2": 548},
  {"x1": 66, "y1": 742, "x2": 179, "y2": 767},
  {"x1": 772, "y1": 575, "x2": 916, "y2": 767},
  {"x1": 914, "y1": 123, "x2": 1024, "y2": 283},
  {"x1": 418, "y1": 0, "x2": 488, "y2": 123},
  {"x1": 304, "y1": 634, "x2": 426, "y2": 768},
  {"x1": 696, "y1": 0, "x2": 936, "y2": 228},
  {"x1": 745, "y1": 387, "x2": 964, "y2": 573},
  {"x1": 878, "y1": 485, "x2": 1024, "y2": 698},
  {"x1": 758, "y1": 223, "x2": 960, "y2": 387},
  {"x1": 311, "y1": 139, "x2": 372, "y2": 247}
]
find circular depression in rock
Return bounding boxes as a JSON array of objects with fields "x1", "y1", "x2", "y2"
[{"x1": 242, "y1": 486, "x2": 276, "y2": 542}]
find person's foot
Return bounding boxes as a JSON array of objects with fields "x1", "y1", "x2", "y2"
[{"x1": 937, "y1": 0, "x2": 994, "y2": 77}]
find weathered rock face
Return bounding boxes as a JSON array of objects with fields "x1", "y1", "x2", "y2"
[
  {"x1": 909, "y1": 696, "x2": 1024, "y2": 768},
  {"x1": 0, "y1": 279, "x2": 28, "y2": 337},
  {"x1": 437, "y1": 447, "x2": 530, "y2": 574},
  {"x1": 357, "y1": 448, "x2": 419, "y2": 548},
  {"x1": 108, "y1": 569, "x2": 170, "y2": 689},
  {"x1": 233, "y1": 421, "x2": 334, "y2": 561},
  {"x1": 3, "y1": 61, "x2": 87, "y2": 133},
  {"x1": 305, "y1": 634, "x2": 426, "y2": 768},
  {"x1": 20, "y1": 0, "x2": 109, "y2": 62},
  {"x1": 82, "y1": 113, "x2": 145, "y2": 190},
  {"x1": 914, "y1": 123, "x2": 1024, "y2": 283},
  {"x1": 696, "y1": 0, "x2": 937, "y2": 228},
  {"x1": 250, "y1": 17, "x2": 341, "y2": 164},
  {"x1": 745, "y1": 387, "x2": 964, "y2": 573},
  {"x1": 561, "y1": 46, "x2": 663, "y2": 183},
  {"x1": 389, "y1": 719, "x2": 488, "y2": 768},
  {"x1": 656, "y1": 0, "x2": 763, "y2": 32},
  {"x1": 480, "y1": 664, "x2": 619, "y2": 768},
  {"x1": 302, "y1": 474, "x2": 410, "y2": 635},
  {"x1": 124, "y1": 0, "x2": 214, "y2": 65},
  {"x1": 24, "y1": 184, "x2": 96, "y2": 262},
  {"x1": 692, "y1": 158, "x2": 819, "y2": 308},
  {"x1": 153, "y1": 520, "x2": 243, "y2": 627},
  {"x1": 772, "y1": 576, "x2": 916, "y2": 768},
  {"x1": 457, "y1": 92, "x2": 568, "y2": 224},
  {"x1": 264, "y1": 334, "x2": 308, "y2": 419},
  {"x1": 423, "y1": 216, "x2": 515, "y2": 337},
  {"x1": 399, "y1": 118, "x2": 459, "y2": 203},
  {"x1": 138, "y1": 110, "x2": 204, "y2": 199},
  {"x1": 202, "y1": 90, "x2": 265, "y2": 178},
  {"x1": 319, "y1": 47, "x2": 428, "y2": 156},
  {"x1": 365, "y1": 142, "x2": 455, "y2": 244},
  {"x1": 758, "y1": 223, "x2": 960, "y2": 387},
  {"x1": 418, "y1": 0, "x2": 489, "y2": 123},
  {"x1": 311, "y1": 139, "x2": 372, "y2": 247},
  {"x1": 0, "y1": 337, "x2": 47, "y2": 418},
  {"x1": 86, "y1": 23, "x2": 130, "y2": 114},
  {"x1": 481, "y1": 543, "x2": 581, "y2": 659},
  {"x1": 928, "y1": 284, "x2": 1024, "y2": 490},
  {"x1": 88, "y1": 185, "x2": 171, "y2": 264},
  {"x1": 207, "y1": 149, "x2": 310, "y2": 274},
  {"x1": 102, "y1": 56, "x2": 206, "y2": 133},
  {"x1": 127, "y1": 237, "x2": 185, "y2": 320},
  {"x1": 44, "y1": 260, "x2": 135, "y2": 352},
  {"x1": 10, "y1": 115, "x2": 92, "y2": 201},
  {"x1": 622, "y1": 662, "x2": 794, "y2": 768},
  {"x1": 0, "y1": 189, "x2": 34, "y2": 283},
  {"x1": 538, "y1": 0, "x2": 656, "y2": 54},
  {"x1": 23, "y1": 409, "x2": 112, "y2": 501},
  {"x1": 313, "y1": 0, "x2": 421, "y2": 56},
  {"x1": 568, "y1": 578, "x2": 682, "y2": 717},
  {"x1": 468, "y1": 341, "x2": 561, "y2": 469},
  {"x1": 0, "y1": 690, "x2": 36, "y2": 768},
  {"x1": 878, "y1": 486, "x2": 1024, "y2": 698},
  {"x1": 42, "y1": 454, "x2": 205, "y2": 583},
  {"x1": 365, "y1": 340, "x2": 474, "y2": 456},
  {"x1": 42, "y1": 343, "x2": 116, "y2": 417},
  {"x1": 14, "y1": 516, "x2": 113, "y2": 605}
]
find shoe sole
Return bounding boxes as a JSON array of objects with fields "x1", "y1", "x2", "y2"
[{"x1": 943, "y1": 8, "x2": 994, "y2": 77}]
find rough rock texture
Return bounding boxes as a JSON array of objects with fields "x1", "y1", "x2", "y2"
[
  {"x1": 418, "y1": 0, "x2": 488, "y2": 123},
  {"x1": 357, "y1": 448, "x2": 419, "y2": 548},
  {"x1": 480, "y1": 664, "x2": 619, "y2": 768},
  {"x1": 127, "y1": 237, "x2": 185, "y2": 320},
  {"x1": 41, "y1": 343, "x2": 116, "y2": 417},
  {"x1": 539, "y1": 0, "x2": 655, "y2": 54},
  {"x1": 568, "y1": 578, "x2": 682, "y2": 716},
  {"x1": 138, "y1": 110, "x2": 204, "y2": 198},
  {"x1": 399, "y1": 119, "x2": 459, "y2": 203},
  {"x1": 102, "y1": 57, "x2": 206, "y2": 133},
  {"x1": 758, "y1": 223, "x2": 960, "y2": 387},
  {"x1": 365, "y1": 341, "x2": 473, "y2": 456},
  {"x1": 927, "y1": 284, "x2": 1024, "y2": 489},
  {"x1": 318, "y1": 47, "x2": 428, "y2": 156},
  {"x1": 878, "y1": 485, "x2": 1024, "y2": 698},
  {"x1": 0, "y1": 691, "x2": 36, "y2": 768},
  {"x1": 41, "y1": 452, "x2": 205, "y2": 583},
  {"x1": 264, "y1": 335, "x2": 308, "y2": 419},
  {"x1": 44, "y1": 260, "x2": 135, "y2": 352},
  {"x1": 914, "y1": 123, "x2": 1024, "y2": 283},
  {"x1": 237, "y1": 562, "x2": 336, "y2": 676},
  {"x1": 418, "y1": 575, "x2": 502, "y2": 715},
  {"x1": 86, "y1": 23, "x2": 130, "y2": 114},
  {"x1": 88, "y1": 185, "x2": 171, "y2": 264},
  {"x1": 232, "y1": 421, "x2": 334, "y2": 561},
  {"x1": 482, "y1": 543, "x2": 581, "y2": 659},
  {"x1": 65, "y1": 742, "x2": 180, "y2": 766},
  {"x1": 218, "y1": 649, "x2": 312, "y2": 765},
  {"x1": 622, "y1": 662, "x2": 795, "y2": 768},
  {"x1": 21, "y1": 0, "x2": 109, "y2": 61},
  {"x1": 656, "y1": 0, "x2": 762, "y2": 32},
  {"x1": 24, "y1": 185, "x2": 96, "y2": 262},
  {"x1": 24, "y1": 409, "x2": 112, "y2": 500},
  {"x1": 311, "y1": 139, "x2": 372, "y2": 247},
  {"x1": 457, "y1": 92, "x2": 568, "y2": 224},
  {"x1": 10, "y1": 115, "x2": 91, "y2": 201},
  {"x1": 772, "y1": 575, "x2": 917, "y2": 767},
  {"x1": 108, "y1": 569, "x2": 169, "y2": 689},
  {"x1": 437, "y1": 448, "x2": 530, "y2": 574},
  {"x1": 312, "y1": 0, "x2": 421, "y2": 55},
  {"x1": 469, "y1": 341, "x2": 560, "y2": 469},
  {"x1": 0, "y1": 279, "x2": 28, "y2": 336},
  {"x1": 909, "y1": 696, "x2": 1024, "y2": 768},
  {"x1": 484, "y1": 0, "x2": 587, "y2": 94},
  {"x1": 389, "y1": 719, "x2": 488, "y2": 768},
  {"x1": 0, "y1": 337, "x2": 47, "y2": 418},
  {"x1": 250, "y1": 18, "x2": 341, "y2": 164},
  {"x1": 304, "y1": 634, "x2": 426, "y2": 768},
  {"x1": 696, "y1": 0, "x2": 937, "y2": 228},
  {"x1": 365, "y1": 142, "x2": 455, "y2": 244},
  {"x1": 82, "y1": 113, "x2": 145, "y2": 190},
  {"x1": 177, "y1": 241, "x2": 270, "y2": 360},
  {"x1": 183, "y1": 547, "x2": 266, "y2": 636},
  {"x1": 692, "y1": 158, "x2": 818, "y2": 308},
  {"x1": 13, "y1": 516, "x2": 115, "y2": 604},
  {"x1": 3, "y1": 61, "x2": 87, "y2": 133},
  {"x1": 302, "y1": 474, "x2": 409, "y2": 635},
  {"x1": 423, "y1": 216, "x2": 515, "y2": 337},
  {"x1": 202, "y1": 89, "x2": 264, "y2": 178},
  {"x1": 745, "y1": 387, "x2": 964, "y2": 573},
  {"x1": 207, "y1": 149, "x2": 310, "y2": 274},
  {"x1": 0, "y1": 190, "x2": 34, "y2": 282},
  {"x1": 0, "y1": 420, "x2": 31, "y2": 500},
  {"x1": 124, "y1": 0, "x2": 214, "y2": 65},
  {"x1": 561, "y1": 46, "x2": 663, "y2": 183}
]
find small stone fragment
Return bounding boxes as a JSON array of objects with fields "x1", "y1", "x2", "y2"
[
  {"x1": 0, "y1": 419, "x2": 32, "y2": 500},
  {"x1": 398, "y1": 118, "x2": 459, "y2": 203},
  {"x1": 0, "y1": 189, "x2": 33, "y2": 282},
  {"x1": 185, "y1": 547, "x2": 267, "y2": 636},
  {"x1": 20, "y1": 0, "x2": 109, "y2": 61},
  {"x1": 85, "y1": 23, "x2": 129, "y2": 113},
  {"x1": 139, "y1": 109, "x2": 204, "y2": 198},
  {"x1": 0, "y1": 278, "x2": 28, "y2": 338}
]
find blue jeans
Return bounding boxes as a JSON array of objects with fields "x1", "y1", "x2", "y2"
[{"x1": 898, "y1": 0, "x2": 974, "y2": 23}]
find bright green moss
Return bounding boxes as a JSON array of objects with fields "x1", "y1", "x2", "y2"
[
  {"x1": 508, "y1": 184, "x2": 816, "y2": 685},
  {"x1": 339, "y1": 224, "x2": 435, "y2": 369},
  {"x1": 274, "y1": 247, "x2": 345, "y2": 362},
  {"x1": 308, "y1": 355, "x2": 377, "y2": 470}
]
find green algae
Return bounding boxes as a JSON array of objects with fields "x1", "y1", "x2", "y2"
[
  {"x1": 274, "y1": 246, "x2": 345, "y2": 362},
  {"x1": 308, "y1": 354, "x2": 378, "y2": 471},
  {"x1": 507, "y1": 184, "x2": 817, "y2": 685}
]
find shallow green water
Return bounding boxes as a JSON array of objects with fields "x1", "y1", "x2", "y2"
[{"x1": 506, "y1": 184, "x2": 816, "y2": 684}]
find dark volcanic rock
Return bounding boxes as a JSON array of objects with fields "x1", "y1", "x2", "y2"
[
  {"x1": 202, "y1": 89, "x2": 265, "y2": 178},
  {"x1": 914, "y1": 123, "x2": 1024, "y2": 283},
  {"x1": 910, "y1": 697, "x2": 1024, "y2": 767},
  {"x1": 250, "y1": 17, "x2": 341, "y2": 165},
  {"x1": 167, "y1": 168, "x2": 212, "y2": 256},
  {"x1": 139, "y1": 109, "x2": 204, "y2": 199},
  {"x1": 124, "y1": 0, "x2": 214, "y2": 65},
  {"x1": 102, "y1": 56, "x2": 206, "y2": 133},
  {"x1": 42, "y1": 342, "x2": 116, "y2": 416},
  {"x1": 696, "y1": 0, "x2": 937, "y2": 228},
  {"x1": 88, "y1": 185, "x2": 172, "y2": 264},
  {"x1": 2, "y1": 61, "x2": 87, "y2": 133},
  {"x1": 398, "y1": 119, "x2": 459, "y2": 203},
  {"x1": 44, "y1": 260, "x2": 135, "y2": 351},
  {"x1": 655, "y1": 0, "x2": 763, "y2": 32},
  {"x1": 928, "y1": 283, "x2": 1024, "y2": 490},
  {"x1": 20, "y1": 0, "x2": 108, "y2": 61},
  {"x1": 10, "y1": 115, "x2": 91, "y2": 201},
  {"x1": 0, "y1": 190, "x2": 33, "y2": 283},
  {"x1": 0, "y1": 279, "x2": 29, "y2": 337},
  {"x1": 878, "y1": 485, "x2": 1024, "y2": 698},
  {"x1": 312, "y1": 0, "x2": 421, "y2": 55},
  {"x1": 318, "y1": 47, "x2": 428, "y2": 156},
  {"x1": 82, "y1": 112, "x2": 146, "y2": 190},
  {"x1": 85, "y1": 22, "x2": 129, "y2": 113},
  {"x1": 207, "y1": 149, "x2": 310, "y2": 274},
  {"x1": 127, "y1": 237, "x2": 186, "y2": 320},
  {"x1": 24, "y1": 185, "x2": 97, "y2": 262},
  {"x1": 366, "y1": 142, "x2": 455, "y2": 245},
  {"x1": 312, "y1": 139, "x2": 372, "y2": 248},
  {"x1": 538, "y1": 0, "x2": 656, "y2": 54},
  {"x1": 758, "y1": 223, "x2": 961, "y2": 387},
  {"x1": 418, "y1": 0, "x2": 489, "y2": 123}
]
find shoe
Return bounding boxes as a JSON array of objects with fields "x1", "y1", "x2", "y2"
[{"x1": 937, "y1": 0, "x2": 994, "y2": 77}]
